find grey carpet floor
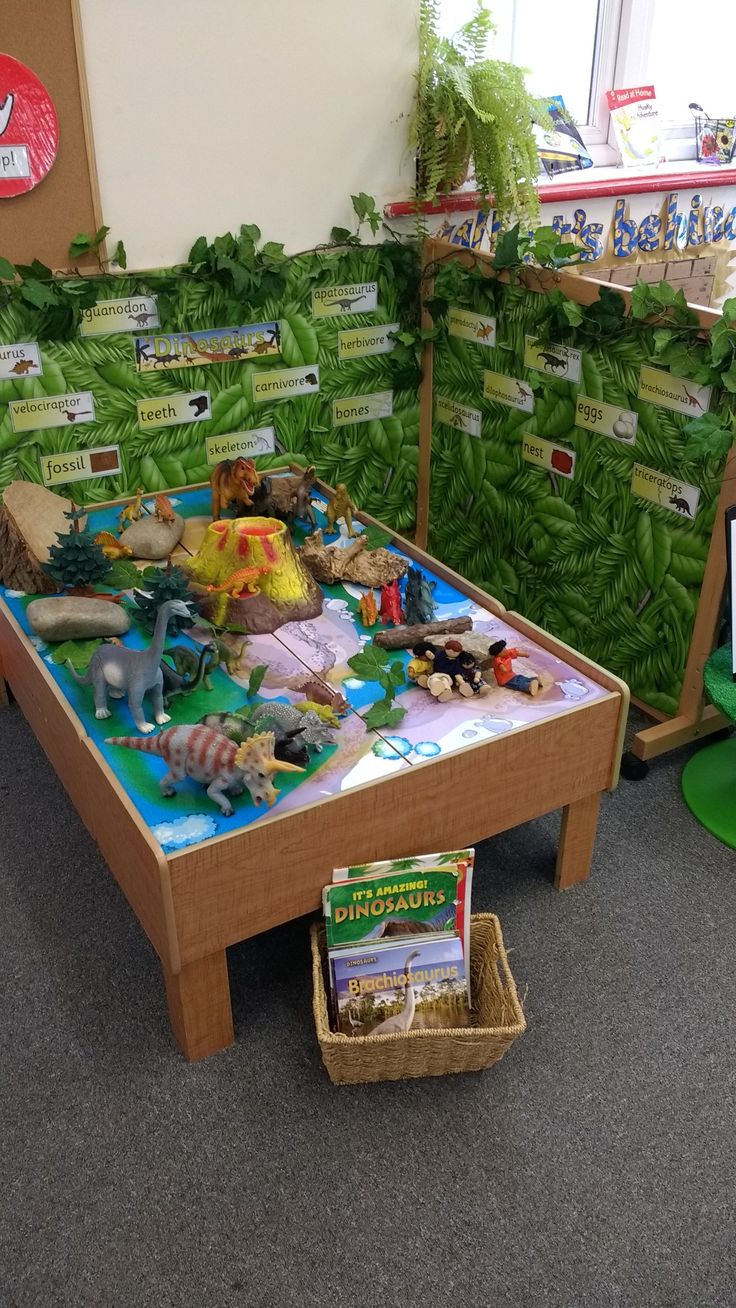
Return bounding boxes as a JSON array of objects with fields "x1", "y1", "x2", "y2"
[{"x1": 1, "y1": 700, "x2": 734, "y2": 1308}]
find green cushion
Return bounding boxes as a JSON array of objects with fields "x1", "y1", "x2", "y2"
[{"x1": 703, "y1": 645, "x2": 736, "y2": 723}]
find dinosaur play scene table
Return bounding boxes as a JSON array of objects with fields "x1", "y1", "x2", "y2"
[{"x1": 0, "y1": 478, "x2": 628, "y2": 1059}]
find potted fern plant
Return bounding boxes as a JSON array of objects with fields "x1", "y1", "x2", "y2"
[{"x1": 411, "y1": 0, "x2": 550, "y2": 220}]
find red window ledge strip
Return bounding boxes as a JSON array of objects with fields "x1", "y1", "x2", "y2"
[{"x1": 384, "y1": 167, "x2": 736, "y2": 219}]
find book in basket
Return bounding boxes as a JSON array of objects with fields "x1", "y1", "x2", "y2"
[
  {"x1": 329, "y1": 848, "x2": 473, "y2": 960},
  {"x1": 331, "y1": 936, "x2": 470, "y2": 1037}
]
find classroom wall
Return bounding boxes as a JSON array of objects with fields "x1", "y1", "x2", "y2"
[{"x1": 77, "y1": 0, "x2": 418, "y2": 268}]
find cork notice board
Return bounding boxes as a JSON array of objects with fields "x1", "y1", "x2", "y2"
[{"x1": 1, "y1": 0, "x2": 101, "y2": 268}]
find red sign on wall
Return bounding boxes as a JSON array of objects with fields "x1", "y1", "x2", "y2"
[{"x1": 0, "y1": 53, "x2": 58, "y2": 198}]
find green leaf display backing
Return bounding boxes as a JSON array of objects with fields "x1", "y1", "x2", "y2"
[
  {"x1": 0, "y1": 245, "x2": 419, "y2": 535},
  {"x1": 428, "y1": 269, "x2": 732, "y2": 710}
]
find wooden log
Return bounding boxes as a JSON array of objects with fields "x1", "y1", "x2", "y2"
[
  {"x1": 373, "y1": 617, "x2": 473, "y2": 649},
  {"x1": 0, "y1": 481, "x2": 86, "y2": 594}
]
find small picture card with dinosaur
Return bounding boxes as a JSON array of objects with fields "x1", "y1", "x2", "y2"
[
  {"x1": 637, "y1": 366, "x2": 711, "y2": 417},
  {"x1": 575, "y1": 396, "x2": 638, "y2": 444},
  {"x1": 524, "y1": 336, "x2": 582, "y2": 383},
  {"x1": 40, "y1": 444, "x2": 121, "y2": 488},
  {"x1": 483, "y1": 370, "x2": 534, "y2": 412},
  {"x1": 448, "y1": 307, "x2": 497, "y2": 348},
  {"x1": 8, "y1": 392, "x2": 95, "y2": 433},
  {"x1": 631, "y1": 463, "x2": 700, "y2": 519},
  {"x1": 0, "y1": 341, "x2": 42, "y2": 380},
  {"x1": 435, "y1": 394, "x2": 482, "y2": 437},
  {"x1": 311, "y1": 282, "x2": 378, "y2": 319},
  {"x1": 80, "y1": 296, "x2": 159, "y2": 338},
  {"x1": 204, "y1": 427, "x2": 275, "y2": 464},
  {"x1": 134, "y1": 323, "x2": 280, "y2": 372},
  {"x1": 252, "y1": 365, "x2": 319, "y2": 403},
  {"x1": 137, "y1": 391, "x2": 211, "y2": 431}
]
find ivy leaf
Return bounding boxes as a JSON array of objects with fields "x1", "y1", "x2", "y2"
[
  {"x1": 493, "y1": 223, "x2": 520, "y2": 270},
  {"x1": 188, "y1": 235, "x2": 209, "y2": 264},
  {"x1": 51, "y1": 638, "x2": 102, "y2": 668},
  {"x1": 93, "y1": 225, "x2": 110, "y2": 247},
  {"x1": 387, "y1": 659, "x2": 406, "y2": 687},
  {"x1": 629, "y1": 281, "x2": 652, "y2": 318},
  {"x1": 424, "y1": 295, "x2": 448, "y2": 321},
  {"x1": 68, "y1": 233, "x2": 92, "y2": 258},
  {"x1": 351, "y1": 192, "x2": 381, "y2": 235},
  {"x1": 19, "y1": 279, "x2": 57, "y2": 308},
  {"x1": 111, "y1": 239, "x2": 127, "y2": 270},
  {"x1": 0, "y1": 256, "x2": 15, "y2": 281},
  {"x1": 684, "y1": 412, "x2": 733, "y2": 459},
  {"x1": 587, "y1": 286, "x2": 626, "y2": 332},
  {"x1": 561, "y1": 299, "x2": 584, "y2": 326},
  {"x1": 330, "y1": 226, "x2": 355, "y2": 245},
  {"x1": 347, "y1": 646, "x2": 391, "y2": 681},
  {"x1": 247, "y1": 664, "x2": 267, "y2": 698},
  {"x1": 721, "y1": 360, "x2": 736, "y2": 393},
  {"x1": 107, "y1": 558, "x2": 143, "y2": 590},
  {"x1": 363, "y1": 700, "x2": 406, "y2": 731}
]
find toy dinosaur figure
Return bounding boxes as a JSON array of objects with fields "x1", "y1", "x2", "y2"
[
  {"x1": 403, "y1": 567, "x2": 436, "y2": 626},
  {"x1": 379, "y1": 579, "x2": 403, "y2": 626},
  {"x1": 199, "y1": 712, "x2": 309, "y2": 769},
  {"x1": 154, "y1": 494, "x2": 176, "y2": 524},
  {"x1": 324, "y1": 483, "x2": 358, "y2": 537},
  {"x1": 160, "y1": 642, "x2": 217, "y2": 705},
  {"x1": 118, "y1": 489, "x2": 144, "y2": 529},
  {"x1": 295, "y1": 700, "x2": 340, "y2": 728},
  {"x1": 209, "y1": 457, "x2": 260, "y2": 520},
  {"x1": 204, "y1": 634, "x2": 249, "y2": 676},
  {"x1": 293, "y1": 677, "x2": 348, "y2": 716},
  {"x1": 357, "y1": 589, "x2": 378, "y2": 626},
  {"x1": 254, "y1": 465, "x2": 317, "y2": 526},
  {"x1": 66, "y1": 597, "x2": 192, "y2": 733},
  {"x1": 204, "y1": 564, "x2": 270, "y2": 598},
  {"x1": 105, "y1": 726, "x2": 303, "y2": 815},
  {"x1": 93, "y1": 530, "x2": 134, "y2": 561},
  {"x1": 250, "y1": 701, "x2": 336, "y2": 751}
]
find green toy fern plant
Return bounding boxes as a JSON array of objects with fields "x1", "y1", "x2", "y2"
[{"x1": 411, "y1": 0, "x2": 550, "y2": 220}]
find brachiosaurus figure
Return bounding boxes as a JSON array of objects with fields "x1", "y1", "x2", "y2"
[
  {"x1": 371, "y1": 949, "x2": 421, "y2": 1034},
  {"x1": 67, "y1": 598, "x2": 191, "y2": 733}
]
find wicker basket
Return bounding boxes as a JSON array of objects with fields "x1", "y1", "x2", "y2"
[{"x1": 311, "y1": 912, "x2": 526, "y2": 1085}]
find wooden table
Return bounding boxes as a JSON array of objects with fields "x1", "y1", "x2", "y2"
[{"x1": 0, "y1": 482, "x2": 628, "y2": 1059}]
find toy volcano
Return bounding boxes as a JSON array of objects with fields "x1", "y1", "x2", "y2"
[{"x1": 183, "y1": 515, "x2": 323, "y2": 633}]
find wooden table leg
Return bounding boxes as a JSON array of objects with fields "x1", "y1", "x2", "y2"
[
  {"x1": 554, "y1": 791, "x2": 602, "y2": 890},
  {"x1": 162, "y1": 950, "x2": 234, "y2": 1061}
]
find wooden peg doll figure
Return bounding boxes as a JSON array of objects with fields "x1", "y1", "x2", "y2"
[{"x1": 488, "y1": 639, "x2": 540, "y2": 696}]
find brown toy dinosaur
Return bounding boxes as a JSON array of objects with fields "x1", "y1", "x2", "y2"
[
  {"x1": 325, "y1": 483, "x2": 357, "y2": 537},
  {"x1": 210, "y1": 457, "x2": 260, "y2": 521},
  {"x1": 205, "y1": 564, "x2": 270, "y2": 598},
  {"x1": 154, "y1": 494, "x2": 176, "y2": 524}
]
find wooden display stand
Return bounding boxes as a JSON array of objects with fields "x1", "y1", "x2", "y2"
[
  {"x1": 0, "y1": 480, "x2": 628, "y2": 1060},
  {"x1": 417, "y1": 237, "x2": 735, "y2": 769}
]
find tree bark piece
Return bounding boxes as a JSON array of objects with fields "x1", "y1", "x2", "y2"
[
  {"x1": 373, "y1": 617, "x2": 473, "y2": 649},
  {"x1": 0, "y1": 481, "x2": 86, "y2": 594}
]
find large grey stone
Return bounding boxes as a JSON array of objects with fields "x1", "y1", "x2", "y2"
[
  {"x1": 27, "y1": 597, "x2": 131, "y2": 641},
  {"x1": 119, "y1": 514, "x2": 184, "y2": 560}
]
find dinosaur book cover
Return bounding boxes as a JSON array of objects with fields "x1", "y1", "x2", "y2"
[
  {"x1": 330, "y1": 937, "x2": 469, "y2": 1037},
  {"x1": 323, "y1": 866, "x2": 466, "y2": 952},
  {"x1": 330, "y1": 849, "x2": 474, "y2": 960}
]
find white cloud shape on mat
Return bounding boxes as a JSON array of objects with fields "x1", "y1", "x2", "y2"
[{"x1": 152, "y1": 813, "x2": 217, "y2": 851}]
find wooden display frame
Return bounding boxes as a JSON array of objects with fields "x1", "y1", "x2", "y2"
[
  {"x1": 0, "y1": 478, "x2": 628, "y2": 1060},
  {"x1": 1, "y1": 0, "x2": 103, "y2": 269},
  {"x1": 417, "y1": 236, "x2": 735, "y2": 766}
]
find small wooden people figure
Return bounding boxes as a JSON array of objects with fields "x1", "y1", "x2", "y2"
[
  {"x1": 379, "y1": 578, "x2": 404, "y2": 625},
  {"x1": 357, "y1": 589, "x2": 378, "y2": 626},
  {"x1": 409, "y1": 641, "x2": 452, "y2": 701},
  {"x1": 488, "y1": 640, "x2": 540, "y2": 696},
  {"x1": 408, "y1": 640, "x2": 435, "y2": 685},
  {"x1": 456, "y1": 650, "x2": 490, "y2": 697},
  {"x1": 325, "y1": 483, "x2": 358, "y2": 537}
]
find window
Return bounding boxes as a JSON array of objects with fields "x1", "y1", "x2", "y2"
[{"x1": 439, "y1": 0, "x2": 736, "y2": 167}]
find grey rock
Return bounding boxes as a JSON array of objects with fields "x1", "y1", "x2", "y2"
[
  {"x1": 119, "y1": 514, "x2": 184, "y2": 560},
  {"x1": 27, "y1": 597, "x2": 131, "y2": 641}
]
